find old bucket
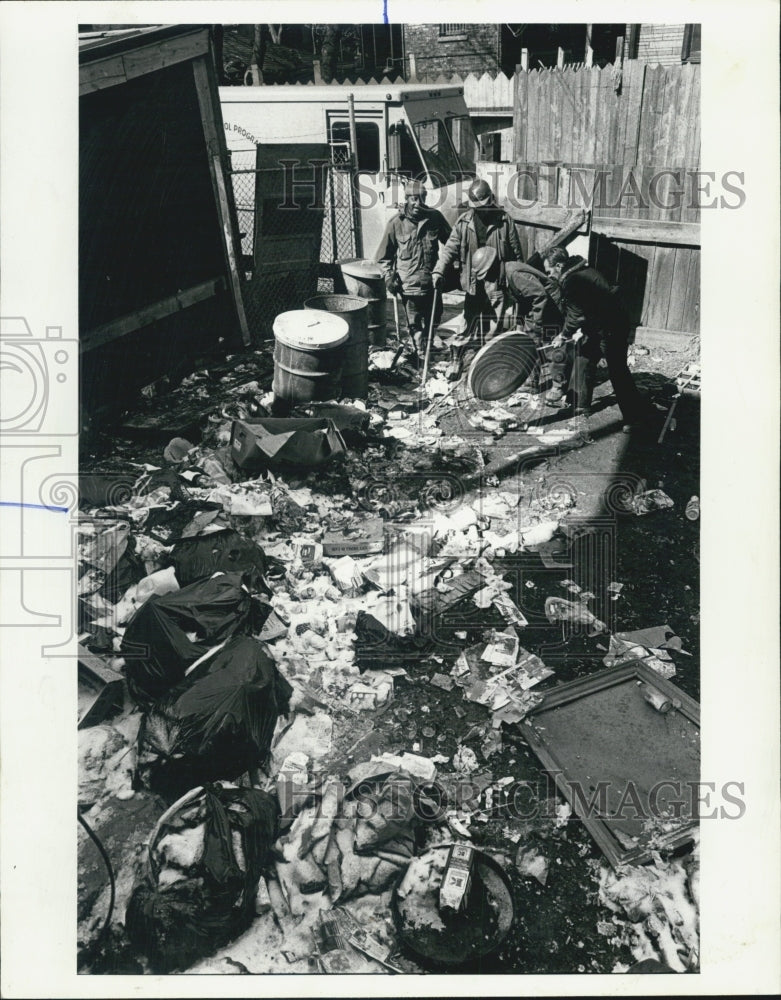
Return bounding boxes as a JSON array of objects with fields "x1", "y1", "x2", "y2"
[
  {"x1": 272, "y1": 310, "x2": 348, "y2": 411},
  {"x1": 304, "y1": 294, "x2": 369, "y2": 399},
  {"x1": 338, "y1": 258, "x2": 387, "y2": 346}
]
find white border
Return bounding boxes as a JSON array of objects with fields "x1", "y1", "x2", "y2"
[{"x1": 1, "y1": 2, "x2": 779, "y2": 996}]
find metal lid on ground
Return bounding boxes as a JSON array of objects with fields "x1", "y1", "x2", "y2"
[
  {"x1": 272, "y1": 310, "x2": 349, "y2": 350},
  {"x1": 467, "y1": 330, "x2": 539, "y2": 401}
]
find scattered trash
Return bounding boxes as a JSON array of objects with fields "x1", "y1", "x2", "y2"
[
  {"x1": 391, "y1": 845, "x2": 515, "y2": 967},
  {"x1": 625, "y1": 489, "x2": 675, "y2": 516},
  {"x1": 78, "y1": 292, "x2": 700, "y2": 975},
  {"x1": 453, "y1": 746, "x2": 479, "y2": 773},
  {"x1": 125, "y1": 782, "x2": 280, "y2": 972},
  {"x1": 603, "y1": 635, "x2": 677, "y2": 679},
  {"x1": 515, "y1": 845, "x2": 549, "y2": 886},
  {"x1": 544, "y1": 597, "x2": 606, "y2": 636},
  {"x1": 685, "y1": 496, "x2": 700, "y2": 521},
  {"x1": 230, "y1": 418, "x2": 347, "y2": 471}
]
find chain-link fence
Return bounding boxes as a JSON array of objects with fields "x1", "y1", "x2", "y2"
[{"x1": 229, "y1": 150, "x2": 360, "y2": 337}]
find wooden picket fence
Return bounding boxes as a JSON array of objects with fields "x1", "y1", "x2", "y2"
[
  {"x1": 513, "y1": 60, "x2": 700, "y2": 168},
  {"x1": 299, "y1": 62, "x2": 700, "y2": 173}
]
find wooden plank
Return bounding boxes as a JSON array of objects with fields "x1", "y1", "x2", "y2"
[
  {"x1": 192, "y1": 56, "x2": 251, "y2": 345},
  {"x1": 79, "y1": 29, "x2": 209, "y2": 94},
  {"x1": 598, "y1": 66, "x2": 612, "y2": 161},
  {"x1": 526, "y1": 70, "x2": 539, "y2": 164},
  {"x1": 514, "y1": 71, "x2": 527, "y2": 160},
  {"x1": 665, "y1": 248, "x2": 692, "y2": 333},
  {"x1": 550, "y1": 68, "x2": 562, "y2": 167},
  {"x1": 684, "y1": 66, "x2": 701, "y2": 170},
  {"x1": 673, "y1": 64, "x2": 695, "y2": 166},
  {"x1": 539, "y1": 71, "x2": 552, "y2": 161},
  {"x1": 681, "y1": 248, "x2": 700, "y2": 333},
  {"x1": 645, "y1": 245, "x2": 677, "y2": 329},
  {"x1": 640, "y1": 246, "x2": 656, "y2": 326},
  {"x1": 623, "y1": 62, "x2": 647, "y2": 165},
  {"x1": 592, "y1": 216, "x2": 700, "y2": 246},
  {"x1": 79, "y1": 55, "x2": 127, "y2": 94},
  {"x1": 614, "y1": 59, "x2": 631, "y2": 161},
  {"x1": 560, "y1": 67, "x2": 574, "y2": 162},
  {"x1": 591, "y1": 66, "x2": 604, "y2": 164},
  {"x1": 80, "y1": 278, "x2": 226, "y2": 353}
]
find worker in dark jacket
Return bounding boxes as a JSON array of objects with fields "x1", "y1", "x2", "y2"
[
  {"x1": 504, "y1": 260, "x2": 566, "y2": 393},
  {"x1": 432, "y1": 178, "x2": 523, "y2": 378},
  {"x1": 541, "y1": 246, "x2": 655, "y2": 429},
  {"x1": 375, "y1": 180, "x2": 451, "y2": 355}
]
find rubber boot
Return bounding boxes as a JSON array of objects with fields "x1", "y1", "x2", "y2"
[{"x1": 445, "y1": 344, "x2": 465, "y2": 382}]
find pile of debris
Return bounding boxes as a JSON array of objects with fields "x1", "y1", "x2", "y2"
[{"x1": 77, "y1": 344, "x2": 698, "y2": 975}]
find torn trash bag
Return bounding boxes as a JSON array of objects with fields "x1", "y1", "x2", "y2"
[
  {"x1": 121, "y1": 572, "x2": 252, "y2": 705},
  {"x1": 136, "y1": 635, "x2": 293, "y2": 799},
  {"x1": 169, "y1": 529, "x2": 267, "y2": 591},
  {"x1": 126, "y1": 782, "x2": 279, "y2": 973}
]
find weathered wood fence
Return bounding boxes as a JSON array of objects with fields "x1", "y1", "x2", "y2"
[{"x1": 513, "y1": 60, "x2": 700, "y2": 168}]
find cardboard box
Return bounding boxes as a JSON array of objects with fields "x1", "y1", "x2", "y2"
[
  {"x1": 323, "y1": 516, "x2": 384, "y2": 557},
  {"x1": 439, "y1": 843, "x2": 475, "y2": 913}
]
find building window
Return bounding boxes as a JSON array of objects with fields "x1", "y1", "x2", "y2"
[
  {"x1": 681, "y1": 24, "x2": 701, "y2": 64},
  {"x1": 439, "y1": 24, "x2": 468, "y2": 38}
]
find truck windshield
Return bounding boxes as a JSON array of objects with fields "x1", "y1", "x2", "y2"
[
  {"x1": 444, "y1": 115, "x2": 477, "y2": 176},
  {"x1": 413, "y1": 116, "x2": 476, "y2": 186}
]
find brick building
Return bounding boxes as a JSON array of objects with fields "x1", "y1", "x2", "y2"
[
  {"x1": 626, "y1": 24, "x2": 701, "y2": 65},
  {"x1": 403, "y1": 23, "x2": 700, "y2": 79}
]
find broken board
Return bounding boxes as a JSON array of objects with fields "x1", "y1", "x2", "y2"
[{"x1": 519, "y1": 662, "x2": 699, "y2": 867}]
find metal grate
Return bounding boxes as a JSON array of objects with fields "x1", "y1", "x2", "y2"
[
  {"x1": 439, "y1": 24, "x2": 468, "y2": 36},
  {"x1": 229, "y1": 153, "x2": 359, "y2": 335}
]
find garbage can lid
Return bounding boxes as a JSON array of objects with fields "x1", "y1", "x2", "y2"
[
  {"x1": 467, "y1": 330, "x2": 538, "y2": 401},
  {"x1": 338, "y1": 258, "x2": 384, "y2": 281},
  {"x1": 273, "y1": 310, "x2": 349, "y2": 350}
]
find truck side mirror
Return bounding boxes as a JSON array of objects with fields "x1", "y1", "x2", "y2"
[{"x1": 387, "y1": 123, "x2": 402, "y2": 172}]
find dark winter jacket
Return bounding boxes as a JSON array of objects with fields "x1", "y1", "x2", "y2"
[
  {"x1": 556, "y1": 256, "x2": 631, "y2": 340},
  {"x1": 504, "y1": 261, "x2": 564, "y2": 339},
  {"x1": 375, "y1": 206, "x2": 451, "y2": 295},
  {"x1": 432, "y1": 207, "x2": 522, "y2": 295}
]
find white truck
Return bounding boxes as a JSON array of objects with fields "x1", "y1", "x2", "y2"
[{"x1": 219, "y1": 83, "x2": 478, "y2": 262}]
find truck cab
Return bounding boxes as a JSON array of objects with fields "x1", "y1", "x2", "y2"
[{"x1": 219, "y1": 83, "x2": 478, "y2": 259}]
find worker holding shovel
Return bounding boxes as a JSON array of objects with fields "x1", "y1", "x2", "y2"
[
  {"x1": 431, "y1": 178, "x2": 523, "y2": 380},
  {"x1": 375, "y1": 180, "x2": 451, "y2": 359}
]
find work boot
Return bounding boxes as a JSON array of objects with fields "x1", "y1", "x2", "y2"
[{"x1": 545, "y1": 384, "x2": 567, "y2": 406}]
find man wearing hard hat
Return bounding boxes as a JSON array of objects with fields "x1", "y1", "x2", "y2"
[
  {"x1": 432, "y1": 178, "x2": 523, "y2": 379},
  {"x1": 375, "y1": 179, "x2": 452, "y2": 356}
]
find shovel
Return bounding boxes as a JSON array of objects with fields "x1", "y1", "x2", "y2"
[
  {"x1": 388, "y1": 294, "x2": 406, "y2": 373},
  {"x1": 420, "y1": 288, "x2": 439, "y2": 386}
]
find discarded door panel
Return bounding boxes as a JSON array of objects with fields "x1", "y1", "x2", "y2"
[{"x1": 519, "y1": 662, "x2": 700, "y2": 868}]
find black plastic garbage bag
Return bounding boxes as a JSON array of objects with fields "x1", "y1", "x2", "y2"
[
  {"x1": 169, "y1": 529, "x2": 267, "y2": 591},
  {"x1": 121, "y1": 572, "x2": 252, "y2": 705},
  {"x1": 99, "y1": 540, "x2": 146, "y2": 604},
  {"x1": 136, "y1": 635, "x2": 293, "y2": 800},
  {"x1": 126, "y1": 783, "x2": 279, "y2": 973}
]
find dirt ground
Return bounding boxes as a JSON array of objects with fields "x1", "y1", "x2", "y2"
[{"x1": 78, "y1": 309, "x2": 700, "y2": 976}]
